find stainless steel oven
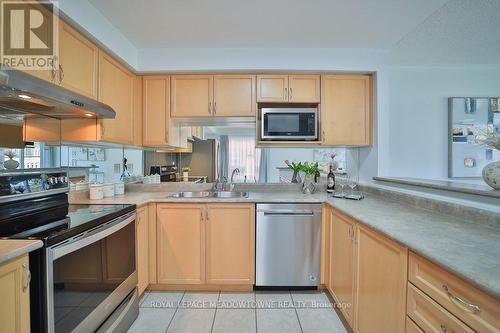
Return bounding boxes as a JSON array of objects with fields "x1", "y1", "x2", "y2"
[
  {"x1": 261, "y1": 108, "x2": 318, "y2": 140},
  {"x1": 45, "y1": 211, "x2": 137, "y2": 333}
]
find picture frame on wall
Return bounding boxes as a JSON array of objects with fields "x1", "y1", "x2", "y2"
[
  {"x1": 70, "y1": 147, "x2": 88, "y2": 161},
  {"x1": 88, "y1": 148, "x2": 105, "y2": 161}
]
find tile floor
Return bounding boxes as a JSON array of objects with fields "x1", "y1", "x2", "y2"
[{"x1": 128, "y1": 290, "x2": 347, "y2": 333}]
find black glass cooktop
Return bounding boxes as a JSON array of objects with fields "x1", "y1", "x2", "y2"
[{"x1": 2, "y1": 202, "x2": 135, "y2": 246}]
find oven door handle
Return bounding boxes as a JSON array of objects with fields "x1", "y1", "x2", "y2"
[{"x1": 50, "y1": 212, "x2": 136, "y2": 260}]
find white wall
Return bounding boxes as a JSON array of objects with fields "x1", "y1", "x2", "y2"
[{"x1": 382, "y1": 65, "x2": 500, "y2": 179}]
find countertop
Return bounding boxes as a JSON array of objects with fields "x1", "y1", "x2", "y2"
[
  {"x1": 374, "y1": 176, "x2": 500, "y2": 198},
  {"x1": 0, "y1": 239, "x2": 43, "y2": 265},
  {"x1": 71, "y1": 190, "x2": 500, "y2": 299}
]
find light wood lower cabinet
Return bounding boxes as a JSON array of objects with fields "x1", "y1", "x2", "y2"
[
  {"x1": 136, "y1": 206, "x2": 149, "y2": 295},
  {"x1": 354, "y1": 225, "x2": 408, "y2": 333},
  {"x1": 155, "y1": 203, "x2": 255, "y2": 286},
  {"x1": 156, "y1": 204, "x2": 205, "y2": 284},
  {"x1": 205, "y1": 204, "x2": 255, "y2": 284},
  {"x1": 409, "y1": 252, "x2": 500, "y2": 333},
  {"x1": 406, "y1": 317, "x2": 424, "y2": 333},
  {"x1": 328, "y1": 209, "x2": 356, "y2": 327},
  {"x1": 407, "y1": 283, "x2": 475, "y2": 333},
  {"x1": 0, "y1": 255, "x2": 30, "y2": 333}
]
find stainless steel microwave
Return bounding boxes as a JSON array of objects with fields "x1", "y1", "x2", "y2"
[{"x1": 261, "y1": 108, "x2": 318, "y2": 140}]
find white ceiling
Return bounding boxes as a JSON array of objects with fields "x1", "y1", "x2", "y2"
[{"x1": 87, "y1": 0, "x2": 449, "y2": 49}]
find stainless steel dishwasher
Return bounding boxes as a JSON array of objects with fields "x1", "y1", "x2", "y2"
[{"x1": 256, "y1": 203, "x2": 322, "y2": 287}]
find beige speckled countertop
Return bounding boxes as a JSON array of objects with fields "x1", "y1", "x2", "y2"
[
  {"x1": 0, "y1": 239, "x2": 43, "y2": 265},
  {"x1": 71, "y1": 188, "x2": 500, "y2": 299}
]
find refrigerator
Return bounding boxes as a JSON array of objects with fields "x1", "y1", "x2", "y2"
[{"x1": 185, "y1": 139, "x2": 219, "y2": 183}]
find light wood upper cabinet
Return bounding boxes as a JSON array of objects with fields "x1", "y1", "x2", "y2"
[
  {"x1": 288, "y1": 75, "x2": 320, "y2": 103},
  {"x1": 133, "y1": 76, "x2": 143, "y2": 146},
  {"x1": 171, "y1": 75, "x2": 213, "y2": 117},
  {"x1": 329, "y1": 210, "x2": 356, "y2": 327},
  {"x1": 321, "y1": 75, "x2": 372, "y2": 146},
  {"x1": 0, "y1": 255, "x2": 30, "y2": 333},
  {"x1": 257, "y1": 74, "x2": 320, "y2": 103},
  {"x1": 58, "y1": 22, "x2": 98, "y2": 99},
  {"x1": 136, "y1": 206, "x2": 149, "y2": 295},
  {"x1": 98, "y1": 51, "x2": 134, "y2": 145},
  {"x1": 256, "y1": 75, "x2": 289, "y2": 102},
  {"x1": 213, "y1": 75, "x2": 256, "y2": 117},
  {"x1": 156, "y1": 204, "x2": 205, "y2": 284},
  {"x1": 205, "y1": 204, "x2": 255, "y2": 284},
  {"x1": 354, "y1": 225, "x2": 407, "y2": 333},
  {"x1": 143, "y1": 75, "x2": 172, "y2": 146}
]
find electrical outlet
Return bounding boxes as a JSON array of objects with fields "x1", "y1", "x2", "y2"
[{"x1": 114, "y1": 164, "x2": 121, "y2": 173}]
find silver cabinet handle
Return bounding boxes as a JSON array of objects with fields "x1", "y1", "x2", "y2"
[
  {"x1": 322, "y1": 130, "x2": 326, "y2": 143},
  {"x1": 214, "y1": 102, "x2": 217, "y2": 115},
  {"x1": 289, "y1": 87, "x2": 293, "y2": 100},
  {"x1": 208, "y1": 102, "x2": 212, "y2": 114},
  {"x1": 442, "y1": 285, "x2": 480, "y2": 314},
  {"x1": 284, "y1": 87, "x2": 288, "y2": 100},
  {"x1": 22, "y1": 262, "x2": 31, "y2": 293},
  {"x1": 58, "y1": 64, "x2": 64, "y2": 84},
  {"x1": 440, "y1": 324, "x2": 447, "y2": 332}
]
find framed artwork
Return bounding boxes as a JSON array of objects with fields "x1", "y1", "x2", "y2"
[
  {"x1": 70, "y1": 147, "x2": 88, "y2": 161},
  {"x1": 88, "y1": 148, "x2": 105, "y2": 161}
]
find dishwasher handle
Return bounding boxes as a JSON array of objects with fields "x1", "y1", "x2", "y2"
[{"x1": 261, "y1": 210, "x2": 315, "y2": 216}]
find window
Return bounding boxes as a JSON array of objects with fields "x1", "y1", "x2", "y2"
[{"x1": 227, "y1": 136, "x2": 261, "y2": 183}]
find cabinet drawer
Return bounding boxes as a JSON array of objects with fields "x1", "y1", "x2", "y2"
[
  {"x1": 408, "y1": 283, "x2": 475, "y2": 333},
  {"x1": 409, "y1": 252, "x2": 500, "y2": 333},
  {"x1": 406, "y1": 316, "x2": 424, "y2": 333}
]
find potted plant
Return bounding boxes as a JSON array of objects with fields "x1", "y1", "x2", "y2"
[
  {"x1": 284, "y1": 160, "x2": 302, "y2": 183},
  {"x1": 3, "y1": 150, "x2": 19, "y2": 170},
  {"x1": 300, "y1": 162, "x2": 319, "y2": 194},
  {"x1": 181, "y1": 166, "x2": 191, "y2": 182},
  {"x1": 478, "y1": 132, "x2": 500, "y2": 189}
]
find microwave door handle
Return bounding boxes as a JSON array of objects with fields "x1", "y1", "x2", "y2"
[{"x1": 50, "y1": 213, "x2": 136, "y2": 260}]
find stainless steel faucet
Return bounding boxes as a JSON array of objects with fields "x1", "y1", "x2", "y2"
[{"x1": 230, "y1": 168, "x2": 240, "y2": 184}]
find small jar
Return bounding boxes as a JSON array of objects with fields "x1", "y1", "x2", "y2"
[
  {"x1": 103, "y1": 183, "x2": 115, "y2": 197},
  {"x1": 114, "y1": 181, "x2": 125, "y2": 196},
  {"x1": 89, "y1": 183, "x2": 104, "y2": 200}
]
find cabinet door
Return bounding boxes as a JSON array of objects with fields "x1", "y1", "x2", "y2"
[
  {"x1": 329, "y1": 210, "x2": 356, "y2": 327},
  {"x1": 320, "y1": 205, "x2": 331, "y2": 286},
  {"x1": 213, "y1": 75, "x2": 256, "y2": 117},
  {"x1": 0, "y1": 255, "x2": 30, "y2": 333},
  {"x1": 206, "y1": 204, "x2": 255, "y2": 285},
  {"x1": 133, "y1": 76, "x2": 143, "y2": 146},
  {"x1": 289, "y1": 75, "x2": 320, "y2": 103},
  {"x1": 156, "y1": 204, "x2": 205, "y2": 284},
  {"x1": 355, "y1": 225, "x2": 407, "y2": 333},
  {"x1": 59, "y1": 22, "x2": 98, "y2": 99},
  {"x1": 143, "y1": 76, "x2": 171, "y2": 146},
  {"x1": 171, "y1": 75, "x2": 213, "y2": 117},
  {"x1": 136, "y1": 206, "x2": 149, "y2": 295},
  {"x1": 98, "y1": 51, "x2": 134, "y2": 145},
  {"x1": 256, "y1": 75, "x2": 289, "y2": 102},
  {"x1": 321, "y1": 75, "x2": 372, "y2": 146}
]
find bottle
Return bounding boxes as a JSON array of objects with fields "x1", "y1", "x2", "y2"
[{"x1": 327, "y1": 164, "x2": 335, "y2": 193}]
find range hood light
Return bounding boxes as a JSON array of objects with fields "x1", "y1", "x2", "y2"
[
  {"x1": 84, "y1": 113, "x2": 93, "y2": 117},
  {"x1": 18, "y1": 94, "x2": 32, "y2": 100}
]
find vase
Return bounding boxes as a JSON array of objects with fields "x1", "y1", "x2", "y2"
[
  {"x1": 302, "y1": 174, "x2": 316, "y2": 194},
  {"x1": 291, "y1": 170, "x2": 301, "y2": 183},
  {"x1": 482, "y1": 161, "x2": 500, "y2": 190},
  {"x1": 3, "y1": 158, "x2": 19, "y2": 170}
]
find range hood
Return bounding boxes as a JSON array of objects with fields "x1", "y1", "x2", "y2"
[{"x1": 0, "y1": 68, "x2": 115, "y2": 119}]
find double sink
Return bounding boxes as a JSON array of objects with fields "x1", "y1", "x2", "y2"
[{"x1": 171, "y1": 191, "x2": 249, "y2": 198}]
